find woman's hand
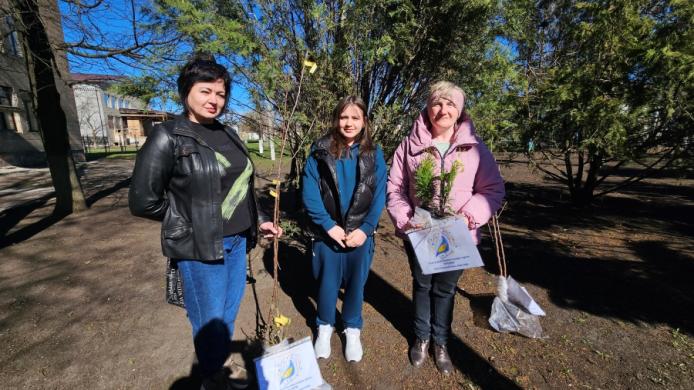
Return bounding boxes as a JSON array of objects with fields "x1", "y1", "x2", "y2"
[
  {"x1": 327, "y1": 225, "x2": 347, "y2": 248},
  {"x1": 402, "y1": 220, "x2": 423, "y2": 232},
  {"x1": 345, "y1": 229, "x2": 367, "y2": 248},
  {"x1": 259, "y1": 221, "x2": 283, "y2": 238},
  {"x1": 463, "y1": 214, "x2": 471, "y2": 229}
]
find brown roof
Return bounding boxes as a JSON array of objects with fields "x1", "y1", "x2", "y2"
[
  {"x1": 70, "y1": 73, "x2": 126, "y2": 84},
  {"x1": 118, "y1": 108, "x2": 175, "y2": 120}
]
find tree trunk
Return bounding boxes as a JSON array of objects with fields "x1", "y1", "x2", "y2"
[
  {"x1": 265, "y1": 105, "x2": 275, "y2": 161},
  {"x1": 570, "y1": 187, "x2": 593, "y2": 206},
  {"x1": 15, "y1": 0, "x2": 87, "y2": 214},
  {"x1": 288, "y1": 155, "x2": 299, "y2": 188},
  {"x1": 269, "y1": 138, "x2": 275, "y2": 161},
  {"x1": 569, "y1": 154, "x2": 602, "y2": 207},
  {"x1": 287, "y1": 146, "x2": 307, "y2": 190}
]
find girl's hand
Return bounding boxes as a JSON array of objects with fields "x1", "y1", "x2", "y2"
[
  {"x1": 345, "y1": 229, "x2": 367, "y2": 248},
  {"x1": 327, "y1": 225, "x2": 347, "y2": 248},
  {"x1": 259, "y1": 221, "x2": 283, "y2": 238}
]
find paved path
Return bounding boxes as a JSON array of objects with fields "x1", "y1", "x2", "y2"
[{"x1": 0, "y1": 159, "x2": 134, "y2": 213}]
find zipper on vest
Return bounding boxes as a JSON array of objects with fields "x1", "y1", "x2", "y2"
[{"x1": 342, "y1": 153, "x2": 361, "y2": 232}]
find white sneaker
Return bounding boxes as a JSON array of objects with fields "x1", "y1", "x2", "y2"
[
  {"x1": 314, "y1": 324, "x2": 333, "y2": 359},
  {"x1": 344, "y1": 328, "x2": 363, "y2": 362}
]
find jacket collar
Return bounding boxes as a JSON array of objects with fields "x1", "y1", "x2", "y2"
[
  {"x1": 171, "y1": 114, "x2": 198, "y2": 137},
  {"x1": 314, "y1": 133, "x2": 362, "y2": 157},
  {"x1": 171, "y1": 115, "x2": 248, "y2": 157},
  {"x1": 408, "y1": 110, "x2": 478, "y2": 155},
  {"x1": 314, "y1": 133, "x2": 333, "y2": 152}
]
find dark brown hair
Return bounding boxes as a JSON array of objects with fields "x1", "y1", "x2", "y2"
[
  {"x1": 329, "y1": 96, "x2": 373, "y2": 158},
  {"x1": 177, "y1": 52, "x2": 231, "y2": 115}
]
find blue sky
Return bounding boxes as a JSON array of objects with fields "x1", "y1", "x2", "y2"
[
  {"x1": 60, "y1": 1, "x2": 516, "y2": 116},
  {"x1": 59, "y1": 1, "x2": 252, "y2": 114}
]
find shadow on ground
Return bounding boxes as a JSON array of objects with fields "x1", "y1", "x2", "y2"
[
  {"x1": 257, "y1": 233, "x2": 521, "y2": 389},
  {"x1": 261, "y1": 240, "x2": 317, "y2": 329},
  {"x1": 499, "y1": 181, "x2": 694, "y2": 334},
  {"x1": 0, "y1": 192, "x2": 57, "y2": 249},
  {"x1": 0, "y1": 177, "x2": 133, "y2": 250},
  {"x1": 169, "y1": 338, "x2": 264, "y2": 390},
  {"x1": 365, "y1": 270, "x2": 521, "y2": 390}
]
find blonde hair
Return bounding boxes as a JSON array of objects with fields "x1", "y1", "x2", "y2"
[
  {"x1": 428, "y1": 81, "x2": 465, "y2": 103},
  {"x1": 427, "y1": 81, "x2": 467, "y2": 120}
]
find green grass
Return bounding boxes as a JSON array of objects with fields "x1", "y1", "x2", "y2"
[
  {"x1": 245, "y1": 139, "x2": 292, "y2": 172},
  {"x1": 85, "y1": 146, "x2": 139, "y2": 153},
  {"x1": 86, "y1": 150, "x2": 138, "y2": 161},
  {"x1": 105, "y1": 153, "x2": 138, "y2": 160},
  {"x1": 251, "y1": 153, "x2": 291, "y2": 172},
  {"x1": 245, "y1": 139, "x2": 290, "y2": 156},
  {"x1": 85, "y1": 145, "x2": 139, "y2": 161},
  {"x1": 84, "y1": 140, "x2": 291, "y2": 167}
]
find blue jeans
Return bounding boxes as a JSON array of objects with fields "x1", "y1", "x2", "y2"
[
  {"x1": 177, "y1": 234, "x2": 247, "y2": 377},
  {"x1": 405, "y1": 240, "x2": 464, "y2": 346},
  {"x1": 312, "y1": 236, "x2": 374, "y2": 329}
]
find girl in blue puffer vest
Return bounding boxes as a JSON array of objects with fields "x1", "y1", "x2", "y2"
[{"x1": 302, "y1": 96, "x2": 386, "y2": 363}]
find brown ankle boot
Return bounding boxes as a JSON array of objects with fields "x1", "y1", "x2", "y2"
[
  {"x1": 409, "y1": 338, "x2": 429, "y2": 368},
  {"x1": 434, "y1": 343, "x2": 453, "y2": 375}
]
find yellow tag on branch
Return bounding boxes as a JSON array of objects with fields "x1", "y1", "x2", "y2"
[
  {"x1": 303, "y1": 60, "x2": 318, "y2": 74},
  {"x1": 274, "y1": 314, "x2": 291, "y2": 327},
  {"x1": 272, "y1": 179, "x2": 281, "y2": 185},
  {"x1": 269, "y1": 190, "x2": 277, "y2": 198}
]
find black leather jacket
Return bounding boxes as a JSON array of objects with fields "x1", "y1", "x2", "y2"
[
  {"x1": 129, "y1": 116, "x2": 265, "y2": 260},
  {"x1": 307, "y1": 134, "x2": 376, "y2": 239}
]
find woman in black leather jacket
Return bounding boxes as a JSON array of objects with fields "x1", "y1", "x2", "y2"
[{"x1": 129, "y1": 55, "x2": 281, "y2": 390}]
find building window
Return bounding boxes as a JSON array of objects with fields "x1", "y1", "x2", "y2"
[
  {"x1": 21, "y1": 97, "x2": 38, "y2": 132},
  {"x1": 3, "y1": 16, "x2": 22, "y2": 57},
  {"x1": 103, "y1": 93, "x2": 109, "y2": 107},
  {"x1": 0, "y1": 86, "x2": 12, "y2": 106},
  {"x1": 0, "y1": 112, "x2": 17, "y2": 131},
  {"x1": 0, "y1": 86, "x2": 17, "y2": 131}
]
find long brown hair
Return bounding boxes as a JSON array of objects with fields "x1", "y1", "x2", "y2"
[{"x1": 329, "y1": 96, "x2": 374, "y2": 158}]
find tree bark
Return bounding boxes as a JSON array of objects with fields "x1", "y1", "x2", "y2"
[
  {"x1": 15, "y1": 0, "x2": 87, "y2": 214},
  {"x1": 288, "y1": 155, "x2": 299, "y2": 188}
]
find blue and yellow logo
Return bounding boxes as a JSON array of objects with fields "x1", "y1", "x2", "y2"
[
  {"x1": 280, "y1": 360, "x2": 296, "y2": 383},
  {"x1": 436, "y1": 235, "x2": 450, "y2": 256}
]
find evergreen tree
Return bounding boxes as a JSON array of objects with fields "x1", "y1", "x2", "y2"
[
  {"x1": 151, "y1": 0, "x2": 502, "y2": 184},
  {"x1": 504, "y1": 0, "x2": 693, "y2": 205}
]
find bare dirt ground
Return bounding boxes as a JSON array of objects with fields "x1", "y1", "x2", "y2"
[{"x1": 0, "y1": 156, "x2": 692, "y2": 389}]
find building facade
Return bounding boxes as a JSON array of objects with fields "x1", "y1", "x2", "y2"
[
  {"x1": 72, "y1": 74, "x2": 144, "y2": 147},
  {"x1": 72, "y1": 74, "x2": 172, "y2": 149},
  {"x1": 0, "y1": 0, "x2": 84, "y2": 167}
]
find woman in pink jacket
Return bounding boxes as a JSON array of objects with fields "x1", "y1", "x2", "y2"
[{"x1": 387, "y1": 81, "x2": 505, "y2": 374}]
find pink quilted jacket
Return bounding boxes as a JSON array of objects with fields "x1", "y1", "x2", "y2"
[{"x1": 386, "y1": 111, "x2": 505, "y2": 244}]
